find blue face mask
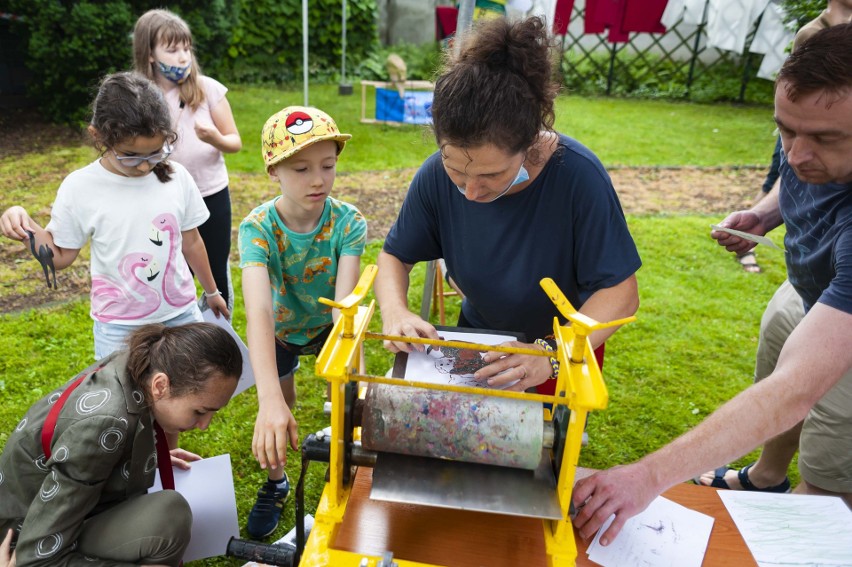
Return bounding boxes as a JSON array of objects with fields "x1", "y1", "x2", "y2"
[
  {"x1": 156, "y1": 61, "x2": 192, "y2": 84},
  {"x1": 456, "y1": 161, "x2": 529, "y2": 202},
  {"x1": 511, "y1": 164, "x2": 530, "y2": 186}
]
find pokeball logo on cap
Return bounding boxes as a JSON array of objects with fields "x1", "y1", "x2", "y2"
[{"x1": 286, "y1": 111, "x2": 313, "y2": 135}]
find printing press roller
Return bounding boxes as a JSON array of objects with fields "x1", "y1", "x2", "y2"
[
  {"x1": 324, "y1": 382, "x2": 565, "y2": 519},
  {"x1": 360, "y1": 383, "x2": 553, "y2": 470}
]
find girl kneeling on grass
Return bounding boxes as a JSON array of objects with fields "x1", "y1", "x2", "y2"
[
  {"x1": 0, "y1": 322, "x2": 242, "y2": 566},
  {"x1": 0, "y1": 72, "x2": 229, "y2": 361}
]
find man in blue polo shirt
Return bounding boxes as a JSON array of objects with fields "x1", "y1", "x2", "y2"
[{"x1": 573, "y1": 23, "x2": 852, "y2": 546}]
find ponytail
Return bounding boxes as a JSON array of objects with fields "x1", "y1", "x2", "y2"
[{"x1": 125, "y1": 323, "x2": 242, "y2": 402}]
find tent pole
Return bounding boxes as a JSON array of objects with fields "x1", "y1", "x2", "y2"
[
  {"x1": 455, "y1": 0, "x2": 476, "y2": 53},
  {"x1": 303, "y1": 0, "x2": 309, "y2": 105},
  {"x1": 340, "y1": 0, "x2": 353, "y2": 95}
]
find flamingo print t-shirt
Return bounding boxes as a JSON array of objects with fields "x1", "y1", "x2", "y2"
[
  {"x1": 238, "y1": 196, "x2": 367, "y2": 346},
  {"x1": 46, "y1": 159, "x2": 209, "y2": 324}
]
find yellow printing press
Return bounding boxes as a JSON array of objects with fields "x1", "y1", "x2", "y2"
[{"x1": 227, "y1": 265, "x2": 634, "y2": 567}]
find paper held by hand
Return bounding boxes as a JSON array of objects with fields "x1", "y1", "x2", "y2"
[{"x1": 710, "y1": 224, "x2": 783, "y2": 250}]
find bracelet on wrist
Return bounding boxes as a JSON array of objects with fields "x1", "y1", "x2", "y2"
[
  {"x1": 203, "y1": 289, "x2": 222, "y2": 298},
  {"x1": 534, "y1": 338, "x2": 560, "y2": 379}
]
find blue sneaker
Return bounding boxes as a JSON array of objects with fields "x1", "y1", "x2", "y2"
[{"x1": 246, "y1": 474, "x2": 290, "y2": 539}]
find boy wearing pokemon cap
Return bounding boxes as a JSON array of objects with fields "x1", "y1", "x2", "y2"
[{"x1": 239, "y1": 106, "x2": 367, "y2": 539}]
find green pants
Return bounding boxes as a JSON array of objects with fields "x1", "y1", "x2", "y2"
[{"x1": 6, "y1": 491, "x2": 191, "y2": 566}]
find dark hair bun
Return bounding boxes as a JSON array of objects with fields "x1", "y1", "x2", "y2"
[{"x1": 432, "y1": 17, "x2": 558, "y2": 154}]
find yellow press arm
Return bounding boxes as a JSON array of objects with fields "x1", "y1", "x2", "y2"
[
  {"x1": 540, "y1": 277, "x2": 636, "y2": 363},
  {"x1": 540, "y1": 278, "x2": 636, "y2": 561},
  {"x1": 318, "y1": 265, "x2": 378, "y2": 338},
  {"x1": 315, "y1": 265, "x2": 377, "y2": 380}
]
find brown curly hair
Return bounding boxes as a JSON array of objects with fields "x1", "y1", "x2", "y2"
[
  {"x1": 431, "y1": 17, "x2": 560, "y2": 162},
  {"x1": 89, "y1": 72, "x2": 177, "y2": 183}
]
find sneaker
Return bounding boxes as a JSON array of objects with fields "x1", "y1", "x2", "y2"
[{"x1": 246, "y1": 474, "x2": 290, "y2": 539}]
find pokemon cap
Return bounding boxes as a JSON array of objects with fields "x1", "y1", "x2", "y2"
[{"x1": 261, "y1": 106, "x2": 351, "y2": 169}]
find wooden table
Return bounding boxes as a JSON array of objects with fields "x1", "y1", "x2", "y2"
[{"x1": 333, "y1": 467, "x2": 756, "y2": 566}]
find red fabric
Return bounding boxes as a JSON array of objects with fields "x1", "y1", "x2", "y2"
[
  {"x1": 621, "y1": 0, "x2": 668, "y2": 34},
  {"x1": 436, "y1": 6, "x2": 458, "y2": 40},
  {"x1": 608, "y1": 25, "x2": 630, "y2": 43},
  {"x1": 585, "y1": 0, "x2": 631, "y2": 42},
  {"x1": 41, "y1": 372, "x2": 90, "y2": 459},
  {"x1": 585, "y1": 0, "x2": 623, "y2": 34},
  {"x1": 153, "y1": 422, "x2": 176, "y2": 490},
  {"x1": 536, "y1": 343, "x2": 606, "y2": 396},
  {"x1": 553, "y1": 0, "x2": 576, "y2": 35}
]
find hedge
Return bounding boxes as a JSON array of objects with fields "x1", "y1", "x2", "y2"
[{"x1": 8, "y1": 0, "x2": 376, "y2": 124}]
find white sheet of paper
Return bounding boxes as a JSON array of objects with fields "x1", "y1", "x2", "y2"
[
  {"x1": 710, "y1": 224, "x2": 783, "y2": 250},
  {"x1": 404, "y1": 330, "x2": 519, "y2": 390},
  {"x1": 719, "y1": 491, "x2": 852, "y2": 567},
  {"x1": 201, "y1": 309, "x2": 255, "y2": 397},
  {"x1": 152, "y1": 454, "x2": 240, "y2": 562},
  {"x1": 587, "y1": 496, "x2": 714, "y2": 567}
]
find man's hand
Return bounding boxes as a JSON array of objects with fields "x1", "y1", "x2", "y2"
[
  {"x1": 475, "y1": 341, "x2": 553, "y2": 390},
  {"x1": 169, "y1": 447, "x2": 203, "y2": 470},
  {"x1": 380, "y1": 307, "x2": 440, "y2": 353},
  {"x1": 253, "y1": 401, "x2": 298, "y2": 470},
  {"x1": 572, "y1": 462, "x2": 659, "y2": 546},
  {"x1": 710, "y1": 210, "x2": 766, "y2": 255}
]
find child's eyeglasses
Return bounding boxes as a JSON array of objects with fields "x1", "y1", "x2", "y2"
[
  {"x1": 25, "y1": 230, "x2": 57, "y2": 289},
  {"x1": 111, "y1": 145, "x2": 172, "y2": 167}
]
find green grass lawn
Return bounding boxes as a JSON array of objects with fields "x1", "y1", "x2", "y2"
[
  {"x1": 226, "y1": 84, "x2": 776, "y2": 172},
  {"x1": 0, "y1": 87, "x2": 783, "y2": 565},
  {"x1": 0, "y1": 219, "x2": 788, "y2": 566}
]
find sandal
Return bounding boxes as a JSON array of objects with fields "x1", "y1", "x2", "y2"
[
  {"x1": 737, "y1": 251, "x2": 761, "y2": 273},
  {"x1": 695, "y1": 464, "x2": 791, "y2": 493}
]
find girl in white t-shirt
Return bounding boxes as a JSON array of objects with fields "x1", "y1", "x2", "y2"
[
  {"x1": 133, "y1": 9, "x2": 242, "y2": 312},
  {"x1": 0, "y1": 72, "x2": 229, "y2": 359}
]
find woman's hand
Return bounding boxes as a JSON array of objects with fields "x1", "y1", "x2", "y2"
[
  {"x1": 169, "y1": 447, "x2": 203, "y2": 471},
  {"x1": 253, "y1": 401, "x2": 298, "y2": 471},
  {"x1": 380, "y1": 307, "x2": 440, "y2": 353},
  {"x1": 0, "y1": 529, "x2": 16, "y2": 567},
  {"x1": 474, "y1": 340, "x2": 553, "y2": 390}
]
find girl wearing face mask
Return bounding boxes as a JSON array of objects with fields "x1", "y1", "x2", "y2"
[
  {"x1": 375, "y1": 17, "x2": 641, "y2": 394},
  {"x1": 133, "y1": 9, "x2": 242, "y2": 314}
]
